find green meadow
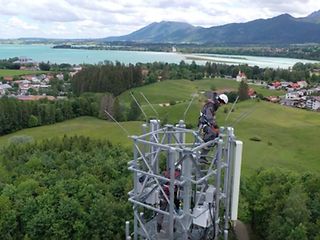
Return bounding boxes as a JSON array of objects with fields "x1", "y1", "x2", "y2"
[
  {"x1": 0, "y1": 78, "x2": 318, "y2": 175},
  {"x1": 0, "y1": 69, "x2": 48, "y2": 77},
  {"x1": 119, "y1": 78, "x2": 284, "y2": 105},
  {"x1": 0, "y1": 117, "x2": 141, "y2": 149}
]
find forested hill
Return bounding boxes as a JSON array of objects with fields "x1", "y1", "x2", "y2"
[
  {"x1": 0, "y1": 136, "x2": 132, "y2": 239},
  {"x1": 105, "y1": 12, "x2": 320, "y2": 44}
]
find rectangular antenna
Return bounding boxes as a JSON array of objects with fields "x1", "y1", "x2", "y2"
[{"x1": 231, "y1": 140, "x2": 243, "y2": 221}]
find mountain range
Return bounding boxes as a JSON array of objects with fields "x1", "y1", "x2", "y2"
[{"x1": 105, "y1": 10, "x2": 320, "y2": 45}]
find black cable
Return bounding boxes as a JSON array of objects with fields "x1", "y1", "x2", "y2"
[{"x1": 209, "y1": 202, "x2": 216, "y2": 240}]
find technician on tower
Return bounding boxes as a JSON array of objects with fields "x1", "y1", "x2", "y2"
[{"x1": 198, "y1": 92, "x2": 228, "y2": 162}]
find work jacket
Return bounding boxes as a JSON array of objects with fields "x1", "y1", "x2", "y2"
[{"x1": 199, "y1": 99, "x2": 220, "y2": 128}]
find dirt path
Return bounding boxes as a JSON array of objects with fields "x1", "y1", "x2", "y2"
[{"x1": 234, "y1": 220, "x2": 250, "y2": 240}]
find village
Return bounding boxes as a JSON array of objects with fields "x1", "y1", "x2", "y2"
[
  {"x1": 236, "y1": 71, "x2": 320, "y2": 111},
  {"x1": 0, "y1": 57, "x2": 81, "y2": 101}
]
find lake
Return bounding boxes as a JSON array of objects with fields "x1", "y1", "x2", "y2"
[{"x1": 0, "y1": 44, "x2": 318, "y2": 69}]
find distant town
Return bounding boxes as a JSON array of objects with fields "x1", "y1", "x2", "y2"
[
  {"x1": 235, "y1": 71, "x2": 320, "y2": 111},
  {"x1": 0, "y1": 57, "x2": 319, "y2": 112},
  {"x1": 0, "y1": 57, "x2": 81, "y2": 101}
]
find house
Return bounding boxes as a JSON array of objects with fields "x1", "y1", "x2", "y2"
[
  {"x1": 281, "y1": 99, "x2": 297, "y2": 107},
  {"x1": 266, "y1": 96, "x2": 280, "y2": 103},
  {"x1": 141, "y1": 69, "x2": 149, "y2": 77},
  {"x1": 285, "y1": 91, "x2": 305, "y2": 100},
  {"x1": 267, "y1": 81, "x2": 282, "y2": 90},
  {"x1": 31, "y1": 78, "x2": 41, "y2": 84},
  {"x1": 236, "y1": 71, "x2": 247, "y2": 82},
  {"x1": 248, "y1": 88, "x2": 256, "y2": 98},
  {"x1": 3, "y1": 76, "x2": 14, "y2": 82},
  {"x1": 287, "y1": 83, "x2": 300, "y2": 91},
  {"x1": 13, "y1": 57, "x2": 36, "y2": 65},
  {"x1": 267, "y1": 84, "x2": 276, "y2": 90},
  {"x1": 19, "y1": 82, "x2": 32, "y2": 95},
  {"x1": 296, "y1": 100, "x2": 306, "y2": 109},
  {"x1": 306, "y1": 96, "x2": 320, "y2": 111},
  {"x1": 0, "y1": 83, "x2": 12, "y2": 95},
  {"x1": 22, "y1": 75, "x2": 35, "y2": 81},
  {"x1": 69, "y1": 72, "x2": 78, "y2": 77},
  {"x1": 273, "y1": 81, "x2": 282, "y2": 89},
  {"x1": 56, "y1": 73, "x2": 64, "y2": 80},
  {"x1": 280, "y1": 81, "x2": 291, "y2": 89},
  {"x1": 297, "y1": 80, "x2": 308, "y2": 89},
  {"x1": 72, "y1": 66, "x2": 82, "y2": 72},
  {"x1": 310, "y1": 69, "x2": 320, "y2": 76}
]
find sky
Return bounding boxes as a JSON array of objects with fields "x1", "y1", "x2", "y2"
[{"x1": 0, "y1": 0, "x2": 319, "y2": 39}]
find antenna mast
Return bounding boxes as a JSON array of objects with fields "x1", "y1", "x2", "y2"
[{"x1": 125, "y1": 120, "x2": 243, "y2": 240}]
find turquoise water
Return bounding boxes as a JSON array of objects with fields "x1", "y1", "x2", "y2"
[{"x1": 0, "y1": 44, "x2": 318, "y2": 69}]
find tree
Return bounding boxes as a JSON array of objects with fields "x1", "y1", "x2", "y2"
[
  {"x1": 28, "y1": 115, "x2": 39, "y2": 128},
  {"x1": 0, "y1": 136, "x2": 132, "y2": 239},
  {"x1": 127, "y1": 99, "x2": 141, "y2": 121},
  {"x1": 238, "y1": 80, "x2": 249, "y2": 101},
  {"x1": 113, "y1": 98, "x2": 124, "y2": 121},
  {"x1": 39, "y1": 62, "x2": 51, "y2": 71},
  {"x1": 99, "y1": 94, "x2": 114, "y2": 120}
]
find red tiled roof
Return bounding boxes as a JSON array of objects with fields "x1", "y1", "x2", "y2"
[{"x1": 3, "y1": 76, "x2": 14, "y2": 81}]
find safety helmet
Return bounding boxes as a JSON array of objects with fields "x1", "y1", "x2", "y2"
[{"x1": 218, "y1": 94, "x2": 228, "y2": 104}]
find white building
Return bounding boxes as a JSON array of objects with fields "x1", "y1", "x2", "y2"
[
  {"x1": 297, "y1": 80, "x2": 308, "y2": 89},
  {"x1": 56, "y1": 73, "x2": 64, "y2": 80},
  {"x1": 306, "y1": 97, "x2": 320, "y2": 110},
  {"x1": 285, "y1": 91, "x2": 303, "y2": 100},
  {"x1": 236, "y1": 71, "x2": 247, "y2": 82},
  {"x1": 0, "y1": 83, "x2": 12, "y2": 95}
]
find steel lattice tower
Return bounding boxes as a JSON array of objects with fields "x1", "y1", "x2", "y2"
[{"x1": 125, "y1": 120, "x2": 243, "y2": 240}]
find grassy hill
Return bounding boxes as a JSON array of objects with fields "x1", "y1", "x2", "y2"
[
  {"x1": 0, "y1": 78, "x2": 318, "y2": 175},
  {"x1": 120, "y1": 78, "x2": 283, "y2": 104},
  {"x1": 225, "y1": 100, "x2": 320, "y2": 175},
  {"x1": 119, "y1": 78, "x2": 284, "y2": 124},
  {"x1": 0, "y1": 117, "x2": 141, "y2": 149}
]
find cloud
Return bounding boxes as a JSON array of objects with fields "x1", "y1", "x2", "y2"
[
  {"x1": 239, "y1": 0, "x2": 319, "y2": 16},
  {"x1": 8, "y1": 17, "x2": 39, "y2": 30},
  {"x1": 0, "y1": 0, "x2": 81, "y2": 22},
  {"x1": 0, "y1": 0, "x2": 319, "y2": 38}
]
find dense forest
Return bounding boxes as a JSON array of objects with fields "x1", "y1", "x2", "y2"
[
  {"x1": 0, "y1": 136, "x2": 132, "y2": 239},
  {"x1": 0, "y1": 58, "x2": 21, "y2": 70},
  {"x1": 0, "y1": 137, "x2": 319, "y2": 239},
  {"x1": 0, "y1": 95, "x2": 99, "y2": 136},
  {"x1": 0, "y1": 93, "x2": 141, "y2": 136},
  {"x1": 241, "y1": 168, "x2": 320, "y2": 240},
  {"x1": 71, "y1": 62, "x2": 143, "y2": 96}
]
